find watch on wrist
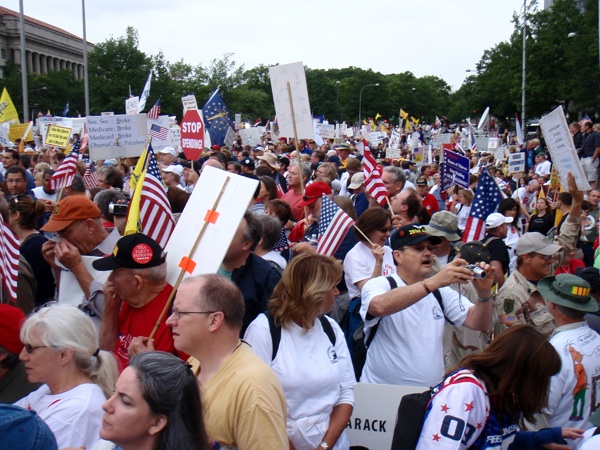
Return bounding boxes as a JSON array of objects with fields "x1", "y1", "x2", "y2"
[{"x1": 319, "y1": 441, "x2": 330, "y2": 450}]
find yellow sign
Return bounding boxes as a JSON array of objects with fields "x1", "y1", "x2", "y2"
[
  {"x1": 45, "y1": 125, "x2": 72, "y2": 148},
  {"x1": 8, "y1": 123, "x2": 33, "y2": 142}
]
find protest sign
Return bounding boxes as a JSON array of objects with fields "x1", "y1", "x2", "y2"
[
  {"x1": 347, "y1": 383, "x2": 426, "y2": 449},
  {"x1": 170, "y1": 126, "x2": 180, "y2": 149},
  {"x1": 508, "y1": 152, "x2": 526, "y2": 174},
  {"x1": 45, "y1": 125, "x2": 72, "y2": 148},
  {"x1": 224, "y1": 127, "x2": 236, "y2": 149},
  {"x1": 441, "y1": 148, "x2": 470, "y2": 190},
  {"x1": 386, "y1": 146, "x2": 401, "y2": 160},
  {"x1": 408, "y1": 132, "x2": 420, "y2": 149},
  {"x1": 413, "y1": 146, "x2": 424, "y2": 166},
  {"x1": 8, "y1": 123, "x2": 33, "y2": 142},
  {"x1": 432, "y1": 133, "x2": 452, "y2": 150},
  {"x1": 494, "y1": 146, "x2": 508, "y2": 162},
  {"x1": 269, "y1": 61, "x2": 313, "y2": 139},
  {"x1": 181, "y1": 95, "x2": 198, "y2": 113},
  {"x1": 164, "y1": 166, "x2": 258, "y2": 286},
  {"x1": 370, "y1": 131, "x2": 386, "y2": 147},
  {"x1": 180, "y1": 109, "x2": 204, "y2": 160},
  {"x1": 126, "y1": 96, "x2": 139, "y2": 115},
  {"x1": 539, "y1": 106, "x2": 590, "y2": 191},
  {"x1": 147, "y1": 115, "x2": 173, "y2": 152},
  {"x1": 238, "y1": 128, "x2": 261, "y2": 146},
  {"x1": 345, "y1": 126, "x2": 354, "y2": 137},
  {"x1": 488, "y1": 137, "x2": 499, "y2": 149},
  {"x1": 0, "y1": 124, "x2": 9, "y2": 146},
  {"x1": 474, "y1": 136, "x2": 489, "y2": 152},
  {"x1": 234, "y1": 113, "x2": 241, "y2": 131},
  {"x1": 86, "y1": 114, "x2": 148, "y2": 159},
  {"x1": 389, "y1": 130, "x2": 401, "y2": 150},
  {"x1": 317, "y1": 123, "x2": 335, "y2": 139}
]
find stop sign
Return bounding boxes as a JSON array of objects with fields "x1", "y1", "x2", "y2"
[{"x1": 180, "y1": 109, "x2": 204, "y2": 160}]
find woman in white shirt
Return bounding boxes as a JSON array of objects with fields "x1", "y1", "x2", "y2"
[
  {"x1": 451, "y1": 189, "x2": 473, "y2": 232},
  {"x1": 15, "y1": 304, "x2": 118, "y2": 449},
  {"x1": 245, "y1": 254, "x2": 355, "y2": 450}
]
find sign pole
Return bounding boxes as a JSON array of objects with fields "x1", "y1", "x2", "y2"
[{"x1": 287, "y1": 81, "x2": 308, "y2": 220}]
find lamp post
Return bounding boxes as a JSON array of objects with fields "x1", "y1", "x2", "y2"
[
  {"x1": 19, "y1": 0, "x2": 28, "y2": 122},
  {"x1": 82, "y1": 0, "x2": 90, "y2": 117},
  {"x1": 336, "y1": 80, "x2": 341, "y2": 123},
  {"x1": 521, "y1": 0, "x2": 527, "y2": 136},
  {"x1": 359, "y1": 83, "x2": 379, "y2": 127},
  {"x1": 29, "y1": 86, "x2": 47, "y2": 121}
]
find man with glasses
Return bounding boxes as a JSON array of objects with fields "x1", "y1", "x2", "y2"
[
  {"x1": 495, "y1": 172, "x2": 583, "y2": 336},
  {"x1": 40, "y1": 196, "x2": 121, "y2": 323},
  {"x1": 166, "y1": 274, "x2": 287, "y2": 450},
  {"x1": 4, "y1": 166, "x2": 35, "y2": 201},
  {"x1": 92, "y1": 233, "x2": 175, "y2": 369},
  {"x1": 359, "y1": 224, "x2": 495, "y2": 386}
]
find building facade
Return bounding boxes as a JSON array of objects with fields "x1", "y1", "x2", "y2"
[{"x1": 0, "y1": 7, "x2": 93, "y2": 79}]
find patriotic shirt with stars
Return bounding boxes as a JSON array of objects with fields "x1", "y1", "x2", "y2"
[{"x1": 417, "y1": 370, "x2": 518, "y2": 450}]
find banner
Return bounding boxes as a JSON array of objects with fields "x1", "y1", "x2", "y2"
[
  {"x1": 441, "y1": 148, "x2": 470, "y2": 190},
  {"x1": 86, "y1": 114, "x2": 148, "y2": 159},
  {"x1": 44, "y1": 125, "x2": 72, "y2": 148},
  {"x1": 508, "y1": 152, "x2": 526, "y2": 174}
]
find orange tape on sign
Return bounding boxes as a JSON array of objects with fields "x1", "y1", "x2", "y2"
[
  {"x1": 204, "y1": 209, "x2": 220, "y2": 224},
  {"x1": 178, "y1": 256, "x2": 197, "y2": 274}
]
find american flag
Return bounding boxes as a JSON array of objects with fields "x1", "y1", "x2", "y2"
[
  {"x1": 317, "y1": 194, "x2": 355, "y2": 257},
  {"x1": 0, "y1": 215, "x2": 19, "y2": 303},
  {"x1": 470, "y1": 128, "x2": 478, "y2": 152},
  {"x1": 147, "y1": 98, "x2": 161, "y2": 120},
  {"x1": 580, "y1": 114, "x2": 592, "y2": 126},
  {"x1": 83, "y1": 161, "x2": 100, "y2": 190},
  {"x1": 272, "y1": 228, "x2": 289, "y2": 252},
  {"x1": 462, "y1": 168, "x2": 504, "y2": 242},
  {"x1": 149, "y1": 124, "x2": 168, "y2": 140},
  {"x1": 138, "y1": 146, "x2": 175, "y2": 249},
  {"x1": 49, "y1": 138, "x2": 81, "y2": 190},
  {"x1": 363, "y1": 148, "x2": 388, "y2": 206}
]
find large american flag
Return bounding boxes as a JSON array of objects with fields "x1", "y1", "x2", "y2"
[
  {"x1": 363, "y1": 148, "x2": 388, "y2": 206},
  {"x1": 138, "y1": 146, "x2": 175, "y2": 249},
  {"x1": 49, "y1": 139, "x2": 81, "y2": 190},
  {"x1": 83, "y1": 161, "x2": 100, "y2": 190},
  {"x1": 147, "y1": 98, "x2": 161, "y2": 120},
  {"x1": 462, "y1": 168, "x2": 504, "y2": 242},
  {"x1": 149, "y1": 124, "x2": 168, "y2": 140},
  {"x1": 0, "y1": 215, "x2": 19, "y2": 303},
  {"x1": 469, "y1": 128, "x2": 478, "y2": 152},
  {"x1": 317, "y1": 194, "x2": 355, "y2": 256},
  {"x1": 580, "y1": 113, "x2": 592, "y2": 126}
]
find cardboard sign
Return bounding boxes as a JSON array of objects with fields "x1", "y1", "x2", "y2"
[
  {"x1": 181, "y1": 95, "x2": 198, "y2": 114},
  {"x1": 126, "y1": 96, "x2": 140, "y2": 115},
  {"x1": 389, "y1": 130, "x2": 401, "y2": 150},
  {"x1": 413, "y1": 146, "x2": 424, "y2": 166},
  {"x1": 539, "y1": 106, "x2": 590, "y2": 191},
  {"x1": 269, "y1": 61, "x2": 314, "y2": 139},
  {"x1": 224, "y1": 127, "x2": 236, "y2": 149},
  {"x1": 180, "y1": 109, "x2": 204, "y2": 160},
  {"x1": 147, "y1": 115, "x2": 172, "y2": 152},
  {"x1": 238, "y1": 128, "x2": 261, "y2": 146},
  {"x1": 432, "y1": 133, "x2": 452, "y2": 150},
  {"x1": 86, "y1": 114, "x2": 148, "y2": 159},
  {"x1": 234, "y1": 113, "x2": 241, "y2": 131},
  {"x1": 442, "y1": 148, "x2": 470, "y2": 190},
  {"x1": 8, "y1": 123, "x2": 34, "y2": 142},
  {"x1": 347, "y1": 383, "x2": 426, "y2": 449},
  {"x1": 317, "y1": 123, "x2": 335, "y2": 139},
  {"x1": 508, "y1": 152, "x2": 526, "y2": 174},
  {"x1": 164, "y1": 166, "x2": 259, "y2": 286},
  {"x1": 45, "y1": 125, "x2": 72, "y2": 148}
]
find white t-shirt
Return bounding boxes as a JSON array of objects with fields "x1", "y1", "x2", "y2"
[
  {"x1": 343, "y1": 241, "x2": 395, "y2": 299},
  {"x1": 360, "y1": 273, "x2": 472, "y2": 386},
  {"x1": 14, "y1": 383, "x2": 105, "y2": 449},
  {"x1": 545, "y1": 323, "x2": 600, "y2": 432},
  {"x1": 512, "y1": 187, "x2": 537, "y2": 212},
  {"x1": 244, "y1": 314, "x2": 355, "y2": 450},
  {"x1": 456, "y1": 205, "x2": 471, "y2": 231},
  {"x1": 535, "y1": 160, "x2": 552, "y2": 178},
  {"x1": 504, "y1": 224, "x2": 521, "y2": 273},
  {"x1": 31, "y1": 186, "x2": 57, "y2": 201},
  {"x1": 261, "y1": 251, "x2": 287, "y2": 271},
  {"x1": 579, "y1": 429, "x2": 600, "y2": 449}
]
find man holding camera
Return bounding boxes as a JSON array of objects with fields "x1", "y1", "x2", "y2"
[{"x1": 360, "y1": 224, "x2": 495, "y2": 386}]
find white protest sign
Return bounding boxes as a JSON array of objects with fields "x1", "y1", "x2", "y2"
[
  {"x1": 494, "y1": 146, "x2": 508, "y2": 162},
  {"x1": 389, "y1": 130, "x2": 401, "y2": 150},
  {"x1": 508, "y1": 152, "x2": 526, "y2": 174},
  {"x1": 370, "y1": 131, "x2": 386, "y2": 147},
  {"x1": 432, "y1": 133, "x2": 452, "y2": 149},
  {"x1": 488, "y1": 137, "x2": 499, "y2": 149},
  {"x1": 224, "y1": 127, "x2": 237, "y2": 149},
  {"x1": 36, "y1": 116, "x2": 54, "y2": 139},
  {"x1": 345, "y1": 127, "x2": 354, "y2": 138},
  {"x1": 238, "y1": 128, "x2": 261, "y2": 146},
  {"x1": 427, "y1": 145, "x2": 433, "y2": 164},
  {"x1": 164, "y1": 166, "x2": 259, "y2": 286},
  {"x1": 347, "y1": 383, "x2": 426, "y2": 449},
  {"x1": 170, "y1": 126, "x2": 181, "y2": 150},
  {"x1": 474, "y1": 136, "x2": 489, "y2": 151},
  {"x1": 317, "y1": 123, "x2": 335, "y2": 139},
  {"x1": 313, "y1": 121, "x2": 325, "y2": 146},
  {"x1": 539, "y1": 106, "x2": 590, "y2": 190},
  {"x1": 234, "y1": 113, "x2": 241, "y2": 131},
  {"x1": 408, "y1": 132, "x2": 420, "y2": 149},
  {"x1": 0, "y1": 124, "x2": 9, "y2": 146},
  {"x1": 182, "y1": 95, "x2": 198, "y2": 114},
  {"x1": 269, "y1": 61, "x2": 313, "y2": 139},
  {"x1": 126, "y1": 96, "x2": 139, "y2": 115},
  {"x1": 386, "y1": 146, "x2": 401, "y2": 160},
  {"x1": 86, "y1": 114, "x2": 148, "y2": 159},
  {"x1": 146, "y1": 115, "x2": 171, "y2": 151}
]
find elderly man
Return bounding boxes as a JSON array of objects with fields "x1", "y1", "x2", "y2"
[
  {"x1": 380, "y1": 166, "x2": 415, "y2": 205},
  {"x1": 40, "y1": 196, "x2": 120, "y2": 324},
  {"x1": 157, "y1": 146, "x2": 181, "y2": 171},
  {"x1": 166, "y1": 274, "x2": 288, "y2": 449},
  {"x1": 495, "y1": 173, "x2": 582, "y2": 336},
  {"x1": 360, "y1": 224, "x2": 495, "y2": 386},
  {"x1": 93, "y1": 233, "x2": 175, "y2": 369},
  {"x1": 531, "y1": 274, "x2": 600, "y2": 436}
]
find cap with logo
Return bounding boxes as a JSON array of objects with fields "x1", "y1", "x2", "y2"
[
  {"x1": 538, "y1": 274, "x2": 598, "y2": 312},
  {"x1": 40, "y1": 196, "x2": 101, "y2": 233},
  {"x1": 239, "y1": 158, "x2": 255, "y2": 168},
  {"x1": 515, "y1": 232, "x2": 561, "y2": 256},
  {"x1": 92, "y1": 233, "x2": 166, "y2": 271},
  {"x1": 415, "y1": 177, "x2": 428, "y2": 186},
  {"x1": 390, "y1": 224, "x2": 441, "y2": 250}
]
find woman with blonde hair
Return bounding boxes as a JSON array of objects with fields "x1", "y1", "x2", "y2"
[
  {"x1": 14, "y1": 304, "x2": 118, "y2": 449},
  {"x1": 245, "y1": 254, "x2": 355, "y2": 450}
]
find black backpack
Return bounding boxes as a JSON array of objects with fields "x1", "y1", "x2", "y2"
[
  {"x1": 351, "y1": 276, "x2": 451, "y2": 381},
  {"x1": 264, "y1": 311, "x2": 336, "y2": 360}
]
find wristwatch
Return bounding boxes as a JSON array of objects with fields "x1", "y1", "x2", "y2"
[{"x1": 319, "y1": 441, "x2": 330, "y2": 450}]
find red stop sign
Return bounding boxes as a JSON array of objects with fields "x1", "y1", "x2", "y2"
[{"x1": 180, "y1": 109, "x2": 204, "y2": 160}]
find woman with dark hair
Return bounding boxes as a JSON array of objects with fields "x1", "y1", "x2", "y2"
[
  {"x1": 417, "y1": 325, "x2": 583, "y2": 449},
  {"x1": 245, "y1": 254, "x2": 355, "y2": 450},
  {"x1": 498, "y1": 197, "x2": 522, "y2": 272},
  {"x1": 259, "y1": 175, "x2": 279, "y2": 205},
  {"x1": 92, "y1": 351, "x2": 209, "y2": 450},
  {"x1": 528, "y1": 197, "x2": 554, "y2": 235},
  {"x1": 7, "y1": 194, "x2": 55, "y2": 305}
]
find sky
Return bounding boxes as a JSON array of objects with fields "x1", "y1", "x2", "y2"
[{"x1": 5, "y1": 0, "x2": 528, "y2": 91}]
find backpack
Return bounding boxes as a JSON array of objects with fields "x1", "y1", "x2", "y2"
[
  {"x1": 351, "y1": 276, "x2": 452, "y2": 381},
  {"x1": 264, "y1": 311, "x2": 336, "y2": 360},
  {"x1": 390, "y1": 369, "x2": 486, "y2": 450}
]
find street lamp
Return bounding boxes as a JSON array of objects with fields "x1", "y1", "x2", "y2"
[
  {"x1": 359, "y1": 83, "x2": 379, "y2": 127},
  {"x1": 521, "y1": 0, "x2": 527, "y2": 136},
  {"x1": 29, "y1": 86, "x2": 47, "y2": 121}
]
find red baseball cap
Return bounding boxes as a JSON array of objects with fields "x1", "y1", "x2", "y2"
[{"x1": 299, "y1": 182, "x2": 332, "y2": 207}]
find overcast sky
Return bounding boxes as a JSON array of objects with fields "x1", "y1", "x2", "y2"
[{"x1": 6, "y1": 0, "x2": 528, "y2": 91}]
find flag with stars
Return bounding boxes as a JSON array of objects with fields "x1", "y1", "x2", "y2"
[
  {"x1": 147, "y1": 98, "x2": 161, "y2": 120},
  {"x1": 317, "y1": 194, "x2": 355, "y2": 257},
  {"x1": 272, "y1": 228, "x2": 289, "y2": 252},
  {"x1": 83, "y1": 161, "x2": 99, "y2": 190},
  {"x1": 363, "y1": 148, "x2": 388, "y2": 206},
  {"x1": 201, "y1": 89, "x2": 233, "y2": 146},
  {"x1": 149, "y1": 124, "x2": 168, "y2": 140},
  {"x1": 0, "y1": 214, "x2": 19, "y2": 303},
  {"x1": 462, "y1": 168, "x2": 505, "y2": 242},
  {"x1": 49, "y1": 138, "x2": 81, "y2": 190}
]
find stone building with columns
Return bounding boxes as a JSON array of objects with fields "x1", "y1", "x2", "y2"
[{"x1": 0, "y1": 6, "x2": 93, "y2": 79}]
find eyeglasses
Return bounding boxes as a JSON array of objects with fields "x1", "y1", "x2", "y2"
[
  {"x1": 171, "y1": 310, "x2": 218, "y2": 320},
  {"x1": 379, "y1": 227, "x2": 392, "y2": 233},
  {"x1": 56, "y1": 220, "x2": 84, "y2": 239},
  {"x1": 400, "y1": 244, "x2": 434, "y2": 253},
  {"x1": 23, "y1": 344, "x2": 51, "y2": 353},
  {"x1": 302, "y1": 195, "x2": 320, "y2": 202}
]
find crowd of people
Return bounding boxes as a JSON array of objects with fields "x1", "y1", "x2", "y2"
[{"x1": 1, "y1": 118, "x2": 600, "y2": 449}]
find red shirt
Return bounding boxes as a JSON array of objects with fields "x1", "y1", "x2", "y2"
[
  {"x1": 115, "y1": 284, "x2": 175, "y2": 370},
  {"x1": 281, "y1": 190, "x2": 305, "y2": 222},
  {"x1": 422, "y1": 193, "x2": 440, "y2": 215}
]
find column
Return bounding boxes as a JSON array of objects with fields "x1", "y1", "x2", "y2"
[
  {"x1": 26, "y1": 51, "x2": 33, "y2": 73},
  {"x1": 40, "y1": 54, "x2": 47, "y2": 74}
]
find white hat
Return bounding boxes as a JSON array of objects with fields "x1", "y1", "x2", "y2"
[
  {"x1": 485, "y1": 212, "x2": 512, "y2": 229},
  {"x1": 348, "y1": 172, "x2": 365, "y2": 189},
  {"x1": 162, "y1": 165, "x2": 183, "y2": 176},
  {"x1": 159, "y1": 146, "x2": 177, "y2": 158}
]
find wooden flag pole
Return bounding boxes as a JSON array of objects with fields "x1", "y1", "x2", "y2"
[
  {"x1": 287, "y1": 81, "x2": 308, "y2": 221},
  {"x1": 149, "y1": 176, "x2": 231, "y2": 339},
  {"x1": 353, "y1": 224, "x2": 374, "y2": 247}
]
